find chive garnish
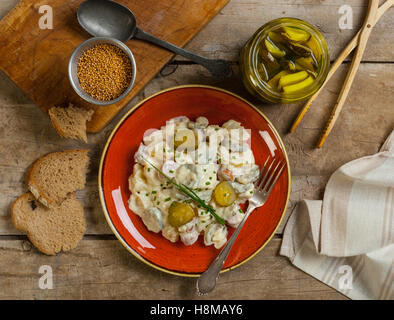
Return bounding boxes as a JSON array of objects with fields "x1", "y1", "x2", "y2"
[{"x1": 143, "y1": 158, "x2": 225, "y2": 226}]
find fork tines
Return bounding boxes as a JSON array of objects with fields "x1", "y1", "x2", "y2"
[{"x1": 256, "y1": 156, "x2": 285, "y2": 194}]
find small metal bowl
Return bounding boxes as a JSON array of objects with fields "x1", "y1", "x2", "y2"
[{"x1": 68, "y1": 37, "x2": 137, "y2": 106}]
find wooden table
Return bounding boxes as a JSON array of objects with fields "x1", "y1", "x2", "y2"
[{"x1": 0, "y1": 0, "x2": 393, "y2": 300}]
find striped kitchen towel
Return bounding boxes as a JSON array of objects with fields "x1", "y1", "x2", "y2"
[{"x1": 280, "y1": 130, "x2": 394, "y2": 300}]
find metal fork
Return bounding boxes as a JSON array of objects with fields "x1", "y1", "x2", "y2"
[{"x1": 196, "y1": 156, "x2": 286, "y2": 295}]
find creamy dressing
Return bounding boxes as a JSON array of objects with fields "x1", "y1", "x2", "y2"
[{"x1": 128, "y1": 116, "x2": 260, "y2": 249}]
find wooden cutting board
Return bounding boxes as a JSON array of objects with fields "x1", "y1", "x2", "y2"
[{"x1": 0, "y1": 0, "x2": 229, "y2": 132}]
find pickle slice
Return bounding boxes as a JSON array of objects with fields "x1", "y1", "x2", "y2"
[
  {"x1": 282, "y1": 76, "x2": 314, "y2": 94},
  {"x1": 168, "y1": 202, "x2": 196, "y2": 228},
  {"x1": 295, "y1": 62, "x2": 317, "y2": 78},
  {"x1": 294, "y1": 57, "x2": 317, "y2": 77},
  {"x1": 258, "y1": 47, "x2": 281, "y2": 80},
  {"x1": 213, "y1": 181, "x2": 237, "y2": 207},
  {"x1": 278, "y1": 71, "x2": 308, "y2": 90},
  {"x1": 289, "y1": 41, "x2": 313, "y2": 57},
  {"x1": 295, "y1": 57, "x2": 315, "y2": 71},
  {"x1": 259, "y1": 47, "x2": 280, "y2": 66},
  {"x1": 263, "y1": 50, "x2": 275, "y2": 63},
  {"x1": 281, "y1": 26, "x2": 310, "y2": 43},
  {"x1": 268, "y1": 31, "x2": 286, "y2": 44},
  {"x1": 267, "y1": 70, "x2": 290, "y2": 89},
  {"x1": 279, "y1": 58, "x2": 296, "y2": 71},
  {"x1": 306, "y1": 36, "x2": 322, "y2": 62},
  {"x1": 286, "y1": 60, "x2": 296, "y2": 71},
  {"x1": 305, "y1": 70, "x2": 318, "y2": 78},
  {"x1": 265, "y1": 38, "x2": 286, "y2": 58}
]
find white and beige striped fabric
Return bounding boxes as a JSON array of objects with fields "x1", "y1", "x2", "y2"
[{"x1": 280, "y1": 130, "x2": 394, "y2": 300}]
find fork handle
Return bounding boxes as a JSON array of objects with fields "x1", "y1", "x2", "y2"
[{"x1": 196, "y1": 204, "x2": 256, "y2": 295}]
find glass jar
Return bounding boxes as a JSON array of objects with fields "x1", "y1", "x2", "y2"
[{"x1": 240, "y1": 17, "x2": 330, "y2": 104}]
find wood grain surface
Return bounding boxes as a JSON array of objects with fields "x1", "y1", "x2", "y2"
[
  {"x1": 0, "y1": 0, "x2": 393, "y2": 300},
  {"x1": 0, "y1": 0, "x2": 229, "y2": 132},
  {"x1": 181, "y1": 0, "x2": 394, "y2": 62},
  {"x1": 0, "y1": 238, "x2": 347, "y2": 300}
]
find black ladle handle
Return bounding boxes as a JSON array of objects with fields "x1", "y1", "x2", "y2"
[{"x1": 134, "y1": 28, "x2": 232, "y2": 78}]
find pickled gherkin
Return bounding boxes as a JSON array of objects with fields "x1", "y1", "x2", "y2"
[
  {"x1": 256, "y1": 25, "x2": 323, "y2": 95},
  {"x1": 295, "y1": 57, "x2": 315, "y2": 72},
  {"x1": 240, "y1": 18, "x2": 329, "y2": 103},
  {"x1": 258, "y1": 47, "x2": 281, "y2": 81},
  {"x1": 267, "y1": 70, "x2": 290, "y2": 88},
  {"x1": 213, "y1": 182, "x2": 237, "y2": 207},
  {"x1": 264, "y1": 38, "x2": 286, "y2": 58},
  {"x1": 280, "y1": 26, "x2": 310, "y2": 42},
  {"x1": 306, "y1": 36, "x2": 322, "y2": 61},
  {"x1": 289, "y1": 41, "x2": 314, "y2": 57},
  {"x1": 282, "y1": 76, "x2": 314, "y2": 94},
  {"x1": 267, "y1": 31, "x2": 286, "y2": 44},
  {"x1": 278, "y1": 71, "x2": 308, "y2": 90},
  {"x1": 168, "y1": 202, "x2": 196, "y2": 228}
]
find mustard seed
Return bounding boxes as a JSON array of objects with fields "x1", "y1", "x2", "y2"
[{"x1": 77, "y1": 44, "x2": 133, "y2": 101}]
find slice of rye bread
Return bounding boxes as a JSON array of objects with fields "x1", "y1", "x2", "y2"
[
  {"x1": 48, "y1": 103, "x2": 94, "y2": 142},
  {"x1": 11, "y1": 193, "x2": 86, "y2": 255},
  {"x1": 26, "y1": 149, "x2": 90, "y2": 208}
]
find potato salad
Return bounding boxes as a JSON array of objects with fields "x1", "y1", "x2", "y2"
[{"x1": 128, "y1": 116, "x2": 260, "y2": 249}]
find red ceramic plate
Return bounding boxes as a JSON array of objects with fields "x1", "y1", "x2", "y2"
[{"x1": 99, "y1": 85, "x2": 290, "y2": 277}]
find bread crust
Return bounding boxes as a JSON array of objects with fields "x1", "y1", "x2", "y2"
[
  {"x1": 10, "y1": 193, "x2": 30, "y2": 232},
  {"x1": 26, "y1": 149, "x2": 89, "y2": 208},
  {"x1": 48, "y1": 105, "x2": 93, "y2": 143},
  {"x1": 48, "y1": 107, "x2": 68, "y2": 138},
  {"x1": 11, "y1": 193, "x2": 86, "y2": 255}
]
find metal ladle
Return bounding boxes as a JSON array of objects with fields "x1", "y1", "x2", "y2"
[{"x1": 77, "y1": 0, "x2": 232, "y2": 78}]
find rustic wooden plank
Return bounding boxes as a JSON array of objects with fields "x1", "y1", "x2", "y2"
[
  {"x1": 1, "y1": 62, "x2": 393, "y2": 235},
  {"x1": 0, "y1": 0, "x2": 391, "y2": 300},
  {"x1": 0, "y1": 238, "x2": 347, "y2": 299},
  {"x1": 0, "y1": 0, "x2": 392, "y2": 68},
  {"x1": 140, "y1": 62, "x2": 394, "y2": 231},
  {"x1": 0, "y1": 0, "x2": 230, "y2": 133},
  {"x1": 0, "y1": 0, "x2": 17, "y2": 20},
  {"x1": 181, "y1": 0, "x2": 394, "y2": 62}
]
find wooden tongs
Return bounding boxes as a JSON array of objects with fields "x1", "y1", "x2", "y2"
[{"x1": 290, "y1": 0, "x2": 393, "y2": 148}]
